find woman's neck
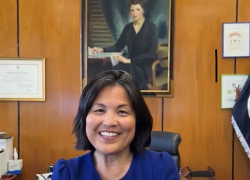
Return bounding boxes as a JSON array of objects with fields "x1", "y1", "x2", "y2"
[
  {"x1": 93, "y1": 148, "x2": 133, "y2": 180},
  {"x1": 133, "y1": 17, "x2": 145, "y2": 27},
  {"x1": 93, "y1": 147, "x2": 132, "y2": 168}
]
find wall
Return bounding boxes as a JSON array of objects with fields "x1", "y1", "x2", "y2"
[
  {"x1": 164, "y1": 0, "x2": 235, "y2": 179},
  {"x1": 18, "y1": 1, "x2": 81, "y2": 178},
  {"x1": 0, "y1": 0, "x2": 18, "y2": 149},
  {"x1": 0, "y1": 0, "x2": 250, "y2": 180}
]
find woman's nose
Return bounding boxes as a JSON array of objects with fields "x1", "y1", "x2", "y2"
[{"x1": 102, "y1": 112, "x2": 118, "y2": 126}]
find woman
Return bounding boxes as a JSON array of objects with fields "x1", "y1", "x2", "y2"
[
  {"x1": 52, "y1": 70, "x2": 180, "y2": 180},
  {"x1": 92, "y1": 0, "x2": 158, "y2": 90}
]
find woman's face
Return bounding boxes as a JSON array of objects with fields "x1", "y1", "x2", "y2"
[
  {"x1": 86, "y1": 85, "x2": 136, "y2": 155},
  {"x1": 130, "y1": 4, "x2": 144, "y2": 21}
]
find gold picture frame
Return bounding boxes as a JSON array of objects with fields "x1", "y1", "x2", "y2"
[
  {"x1": 0, "y1": 58, "x2": 45, "y2": 101},
  {"x1": 81, "y1": 0, "x2": 174, "y2": 97}
]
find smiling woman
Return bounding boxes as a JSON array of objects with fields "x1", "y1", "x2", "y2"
[
  {"x1": 86, "y1": 85, "x2": 136, "y2": 157},
  {"x1": 74, "y1": 69, "x2": 152, "y2": 153},
  {"x1": 51, "y1": 70, "x2": 180, "y2": 180}
]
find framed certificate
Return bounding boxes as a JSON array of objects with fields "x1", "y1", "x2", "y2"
[
  {"x1": 221, "y1": 74, "x2": 248, "y2": 109},
  {"x1": 0, "y1": 58, "x2": 45, "y2": 101},
  {"x1": 222, "y1": 22, "x2": 250, "y2": 58}
]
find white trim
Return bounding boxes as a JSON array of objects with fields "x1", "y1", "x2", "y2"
[{"x1": 232, "y1": 115, "x2": 250, "y2": 159}]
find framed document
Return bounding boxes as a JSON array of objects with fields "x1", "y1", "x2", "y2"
[
  {"x1": 222, "y1": 22, "x2": 250, "y2": 58},
  {"x1": 221, "y1": 74, "x2": 248, "y2": 109},
  {"x1": 0, "y1": 58, "x2": 45, "y2": 101}
]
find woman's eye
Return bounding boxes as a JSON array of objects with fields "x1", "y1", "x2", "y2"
[
  {"x1": 118, "y1": 110, "x2": 128, "y2": 115},
  {"x1": 94, "y1": 109, "x2": 104, "y2": 113}
]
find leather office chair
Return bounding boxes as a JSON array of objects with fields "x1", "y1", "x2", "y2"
[{"x1": 148, "y1": 131, "x2": 182, "y2": 172}]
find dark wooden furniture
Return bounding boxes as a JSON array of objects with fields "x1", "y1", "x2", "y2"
[{"x1": 182, "y1": 166, "x2": 215, "y2": 180}]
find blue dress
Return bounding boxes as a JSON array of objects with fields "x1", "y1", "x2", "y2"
[{"x1": 52, "y1": 149, "x2": 180, "y2": 180}]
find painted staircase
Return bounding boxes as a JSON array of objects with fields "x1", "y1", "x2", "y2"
[{"x1": 88, "y1": 0, "x2": 115, "y2": 47}]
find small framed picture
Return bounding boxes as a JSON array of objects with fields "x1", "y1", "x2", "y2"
[
  {"x1": 222, "y1": 22, "x2": 250, "y2": 58},
  {"x1": 221, "y1": 74, "x2": 248, "y2": 109}
]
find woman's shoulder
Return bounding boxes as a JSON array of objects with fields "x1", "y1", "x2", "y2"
[
  {"x1": 124, "y1": 22, "x2": 133, "y2": 29},
  {"x1": 52, "y1": 158, "x2": 70, "y2": 180},
  {"x1": 134, "y1": 149, "x2": 176, "y2": 167},
  {"x1": 52, "y1": 152, "x2": 93, "y2": 180},
  {"x1": 142, "y1": 149, "x2": 174, "y2": 162},
  {"x1": 144, "y1": 20, "x2": 157, "y2": 30},
  {"x1": 57, "y1": 151, "x2": 92, "y2": 168},
  {"x1": 141, "y1": 150, "x2": 180, "y2": 179}
]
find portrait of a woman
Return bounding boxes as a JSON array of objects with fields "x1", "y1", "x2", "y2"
[{"x1": 91, "y1": 0, "x2": 158, "y2": 90}]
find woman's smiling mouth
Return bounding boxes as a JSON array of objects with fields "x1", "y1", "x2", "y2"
[{"x1": 99, "y1": 131, "x2": 120, "y2": 137}]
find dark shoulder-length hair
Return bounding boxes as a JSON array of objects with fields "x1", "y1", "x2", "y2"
[{"x1": 72, "y1": 70, "x2": 153, "y2": 153}]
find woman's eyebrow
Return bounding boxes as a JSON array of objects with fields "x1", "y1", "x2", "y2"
[
  {"x1": 117, "y1": 104, "x2": 131, "y2": 108},
  {"x1": 92, "y1": 103, "x2": 105, "y2": 107},
  {"x1": 92, "y1": 103, "x2": 131, "y2": 109}
]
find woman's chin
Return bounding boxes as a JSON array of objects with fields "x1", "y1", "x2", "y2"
[
  {"x1": 96, "y1": 147, "x2": 118, "y2": 155},
  {"x1": 95, "y1": 143, "x2": 128, "y2": 155}
]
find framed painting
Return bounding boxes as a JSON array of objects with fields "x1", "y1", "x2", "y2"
[{"x1": 81, "y1": 0, "x2": 174, "y2": 97}]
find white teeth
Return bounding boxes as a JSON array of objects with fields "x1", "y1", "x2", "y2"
[{"x1": 100, "y1": 132, "x2": 119, "y2": 137}]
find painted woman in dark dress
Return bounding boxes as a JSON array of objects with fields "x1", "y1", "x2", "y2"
[{"x1": 92, "y1": 0, "x2": 158, "y2": 90}]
